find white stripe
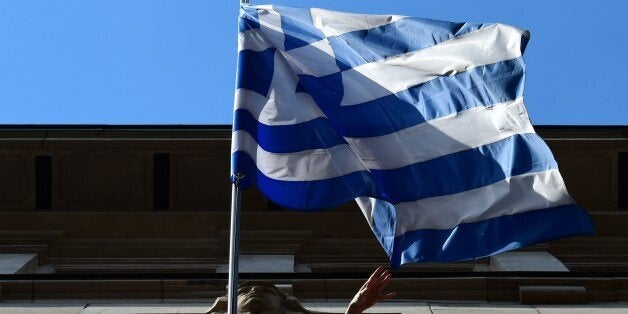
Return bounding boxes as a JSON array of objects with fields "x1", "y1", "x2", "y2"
[
  {"x1": 340, "y1": 24, "x2": 527, "y2": 106},
  {"x1": 393, "y1": 169, "x2": 575, "y2": 235},
  {"x1": 344, "y1": 98, "x2": 534, "y2": 170},
  {"x1": 311, "y1": 8, "x2": 404, "y2": 37},
  {"x1": 282, "y1": 39, "x2": 340, "y2": 76},
  {"x1": 235, "y1": 51, "x2": 326, "y2": 126},
  {"x1": 356, "y1": 197, "x2": 376, "y2": 228},
  {"x1": 232, "y1": 130, "x2": 367, "y2": 181},
  {"x1": 257, "y1": 5, "x2": 285, "y2": 51},
  {"x1": 235, "y1": 88, "x2": 325, "y2": 126},
  {"x1": 238, "y1": 29, "x2": 274, "y2": 52}
]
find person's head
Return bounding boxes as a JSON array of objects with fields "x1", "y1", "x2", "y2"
[
  {"x1": 207, "y1": 281, "x2": 312, "y2": 314},
  {"x1": 237, "y1": 281, "x2": 287, "y2": 313}
]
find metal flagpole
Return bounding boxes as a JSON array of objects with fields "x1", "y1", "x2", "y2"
[
  {"x1": 227, "y1": 173, "x2": 244, "y2": 314},
  {"x1": 228, "y1": 1, "x2": 249, "y2": 313}
]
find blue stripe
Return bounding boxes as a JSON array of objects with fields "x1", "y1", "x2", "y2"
[
  {"x1": 387, "y1": 204, "x2": 594, "y2": 267},
  {"x1": 372, "y1": 133, "x2": 556, "y2": 204},
  {"x1": 233, "y1": 108, "x2": 346, "y2": 153},
  {"x1": 274, "y1": 6, "x2": 325, "y2": 51},
  {"x1": 231, "y1": 151, "x2": 380, "y2": 210},
  {"x1": 239, "y1": 5, "x2": 260, "y2": 32},
  {"x1": 236, "y1": 48, "x2": 275, "y2": 97},
  {"x1": 231, "y1": 133, "x2": 556, "y2": 210},
  {"x1": 329, "y1": 18, "x2": 489, "y2": 71},
  {"x1": 371, "y1": 199, "x2": 397, "y2": 257},
  {"x1": 298, "y1": 58, "x2": 525, "y2": 138}
]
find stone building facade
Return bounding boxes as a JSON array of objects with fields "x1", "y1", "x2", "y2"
[{"x1": 0, "y1": 125, "x2": 626, "y2": 302}]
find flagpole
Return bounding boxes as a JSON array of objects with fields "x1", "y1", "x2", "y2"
[
  {"x1": 227, "y1": 173, "x2": 244, "y2": 314},
  {"x1": 228, "y1": 1, "x2": 249, "y2": 313}
]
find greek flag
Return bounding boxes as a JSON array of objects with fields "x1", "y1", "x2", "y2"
[{"x1": 231, "y1": 5, "x2": 594, "y2": 267}]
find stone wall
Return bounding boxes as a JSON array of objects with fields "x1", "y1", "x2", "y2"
[{"x1": 0, "y1": 126, "x2": 626, "y2": 276}]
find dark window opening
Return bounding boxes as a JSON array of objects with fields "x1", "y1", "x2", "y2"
[
  {"x1": 619, "y1": 152, "x2": 628, "y2": 210},
  {"x1": 153, "y1": 153, "x2": 170, "y2": 210},
  {"x1": 35, "y1": 155, "x2": 52, "y2": 210}
]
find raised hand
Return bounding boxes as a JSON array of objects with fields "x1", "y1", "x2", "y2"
[{"x1": 346, "y1": 267, "x2": 396, "y2": 314}]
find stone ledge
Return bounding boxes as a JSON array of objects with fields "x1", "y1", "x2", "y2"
[{"x1": 0, "y1": 277, "x2": 627, "y2": 303}]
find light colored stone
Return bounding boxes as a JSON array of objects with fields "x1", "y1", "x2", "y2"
[
  {"x1": 473, "y1": 264, "x2": 491, "y2": 271},
  {"x1": 430, "y1": 303, "x2": 537, "y2": 313},
  {"x1": 536, "y1": 304, "x2": 628, "y2": 314},
  {"x1": 81, "y1": 303, "x2": 209, "y2": 314},
  {"x1": 0, "y1": 254, "x2": 38, "y2": 274},
  {"x1": 490, "y1": 252, "x2": 569, "y2": 271},
  {"x1": 1, "y1": 300, "x2": 628, "y2": 314},
  {"x1": 216, "y1": 254, "x2": 294, "y2": 273},
  {"x1": 303, "y1": 301, "x2": 431, "y2": 314},
  {"x1": 0, "y1": 303, "x2": 85, "y2": 314}
]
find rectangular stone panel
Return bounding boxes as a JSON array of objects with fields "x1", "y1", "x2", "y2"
[
  {"x1": 552, "y1": 150, "x2": 614, "y2": 210},
  {"x1": 56, "y1": 154, "x2": 150, "y2": 210},
  {"x1": 0, "y1": 155, "x2": 28, "y2": 201},
  {"x1": 162, "y1": 279, "x2": 225, "y2": 300},
  {"x1": 33, "y1": 279, "x2": 161, "y2": 299},
  {"x1": 389, "y1": 277, "x2": 487, "y2": 301},
  {"x1": 172, "y1": 154, "x2": 230, "y2": 210},
  {"x1": 0, "y1": 280, "x2": 33, "y2": 301},
  {"x1": 0, "y1": 154, "x2": 32, "y2": 210},
  {"x1": 172, "y1": 152, "x2": 268, "y2": 211},
  {"x1": 487, "y1": 277, "x2": 614, "y2": 302},
  {"x1": 616, "y1": 277, "x2": 628, "y2": 301},
  {"x1": 293, "y1": 279, "x2": 326, "y2": 300}
]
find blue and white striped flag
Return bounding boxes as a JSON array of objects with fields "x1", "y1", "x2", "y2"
[{"x1": 231, "y1": 4, "x2": 594, "y2": 267}]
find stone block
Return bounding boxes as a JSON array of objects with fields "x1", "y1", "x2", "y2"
[
  {"x1": 292, "y1": 279, "x2": 326, "y2": 300},
  {"x1": 0, "y1": 280, "x2": 33, "y2": 301},
  {"x1": 324, "y1": 279, "x2": 363, "y2": 299},
  {"x1": 488, "y1": 278, "x2": 614, "y2": 302},
  {"x1": 389, "y1": 278, "x2": 486, "y2": 301},
  {"x1": 162, "y1": 279, "x2": 225, "y2": 300},
  {"x1": 519, "y1": 286, "x2": 587, "y2": 304},
  {"x1": 614, "y1": 277, "x2": 628, "y2": 301},
  {"x1": 431, "y1": 303, "x2": 537, "y2": 313},
  {"x1": 33, "y1": 280, "x2": 161, "y2": 300}
]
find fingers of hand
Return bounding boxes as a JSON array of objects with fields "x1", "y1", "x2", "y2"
[
  {"x1": 364, "y1": 267, "x2": 396, "y2": 303},
  {"x1": 364, "y1": 267, "x2": 385, "y2": 290},
  {"x1": 372, "y1": 271, "x2": 394, "y2": 300},
  {"x1": 372, "y1": 272, "x2": 391, "y2": 293},
  {"x1": 366, "y1": 267, "x2": 385, "y2": 285},
  {"x1": 379, "y1": 292, "x2": 396, "y2": 301}
]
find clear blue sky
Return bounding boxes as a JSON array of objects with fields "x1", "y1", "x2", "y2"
[{"x1": 0, "y1": 0, "x2": 626, "y2": 125}]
